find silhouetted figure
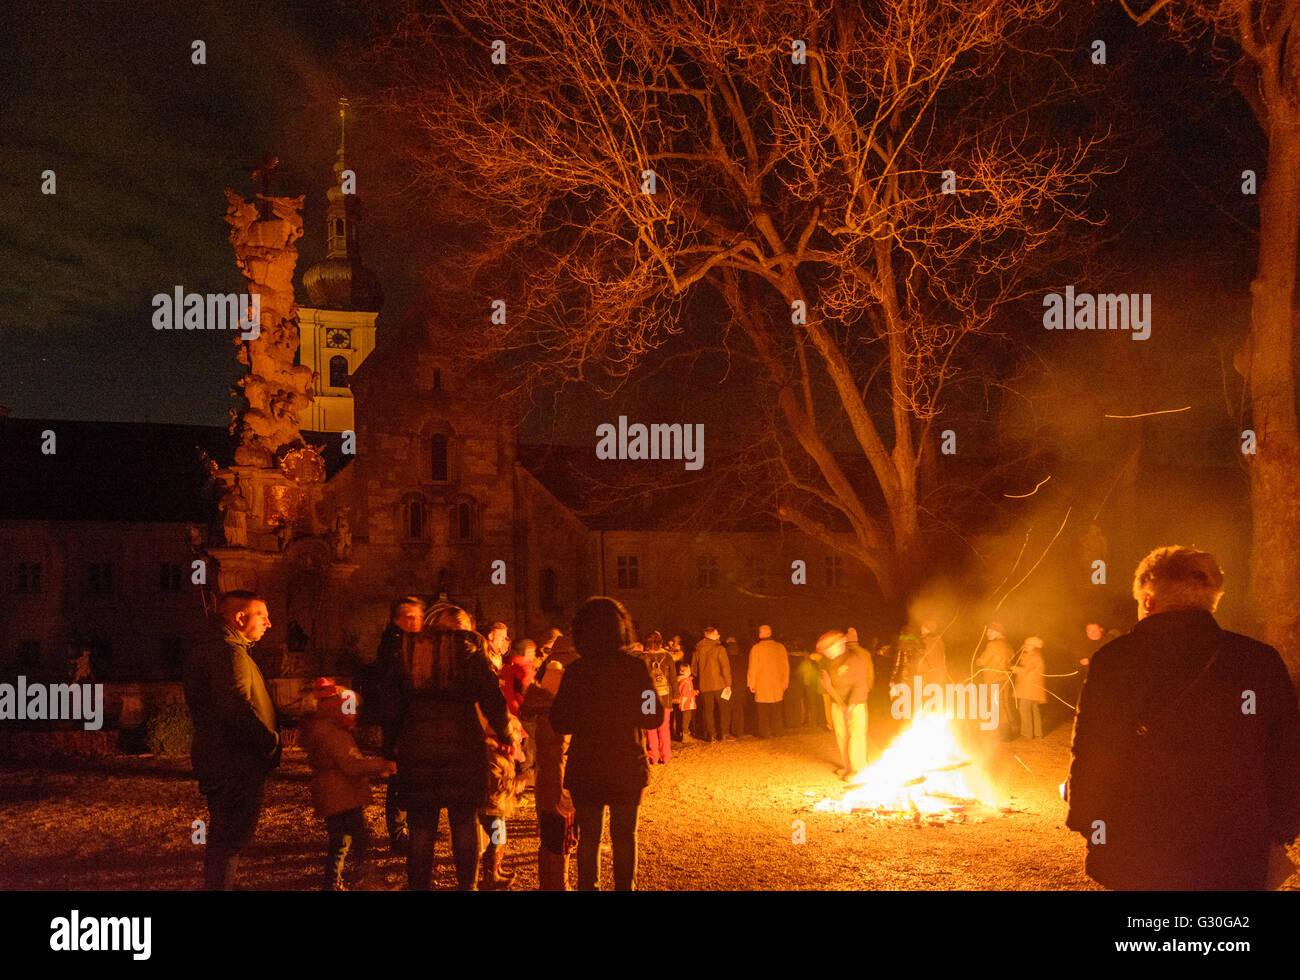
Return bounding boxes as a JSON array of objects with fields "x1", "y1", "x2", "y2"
[
  {"x1": 1067, "y1": 547, "x2": 1300, "y2": 890},
  {"x1": 550, "y1": 597, "x2": 663, "y2": 890}
]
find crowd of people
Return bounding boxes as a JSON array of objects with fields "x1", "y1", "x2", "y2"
[{"x1": 181, "y1": 544, "x2": 1300, "y2": 892}]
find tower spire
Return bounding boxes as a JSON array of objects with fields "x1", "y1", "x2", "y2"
[
  {"x1": 337, "y1": 96, "x2": 348, "y2": 160},
  {"x1": 302, "y1": 97, "x2": 383, "y2": 313}
]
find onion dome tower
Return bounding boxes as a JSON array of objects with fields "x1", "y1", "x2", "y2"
[{"x1": 299, "y1": 98, "x2": 383, "y2": 433}]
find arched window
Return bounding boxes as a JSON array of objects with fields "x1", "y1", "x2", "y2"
[
  {"x1": 329, "y1": 355, "x2": 349, "y2": 389},
  {"x1": 402, "y1": 496, "x2": 428, "y2": 541},
  {"x1": 451, "y1": 497, "x2": 478, "y2": 543},
  {"x1": 433, "y1": 368, "x2": 442, "y2": 391},
  {"x1": 332, "y1": 217, "x2": 344, "y2": 238},
  {"x1": 431, "y1": 433, "x2": 449, "y2": 482},
  {"x1": 540, "y1": 567, "x2": 559, "y2": 611}
]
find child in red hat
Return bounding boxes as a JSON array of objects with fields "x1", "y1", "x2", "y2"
[{"x1": 300, "y1": 677, "x2": 396, "y2": 890}]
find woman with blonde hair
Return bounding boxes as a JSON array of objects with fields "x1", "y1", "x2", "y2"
[{"x1": 390, "y1": 602, "x2": 515, "y2": 889}]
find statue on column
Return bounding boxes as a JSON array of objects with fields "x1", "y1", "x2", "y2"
[
  {"x1": 223, "y1": 180, "x2": 314, "y2": 469},
  {"x1": 332, "y1": 509, "x2": 352, "y2": 561},
  {"x1": 219, "y1": 477, "x2": 250, "y2": 548}
]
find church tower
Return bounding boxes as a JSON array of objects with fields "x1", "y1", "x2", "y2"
[{"x1": 299, "y1": 98, "x2": 384, "y2": 433}]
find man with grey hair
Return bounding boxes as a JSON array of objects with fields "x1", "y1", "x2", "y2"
[{"x1": 1066, "y1": 546, "x2": 1300, "y2": 889}]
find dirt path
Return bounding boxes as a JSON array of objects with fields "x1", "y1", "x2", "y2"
[{"x1": 0, "y1": 719, "x2": 1118, "y2": 890}]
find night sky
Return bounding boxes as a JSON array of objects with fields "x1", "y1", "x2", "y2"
[
  {"x1": 0, "y1": 0, "x2": 1271, "y2": 461},
  {"x1": 2, "y1": 0, "x2": 392, "y2": 424}
]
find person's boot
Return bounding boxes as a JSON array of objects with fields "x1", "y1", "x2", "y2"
[
  {"x1": 537, "y1": 846, "x2": 570, "y2": 891},
  {"x1": 480, "y1": 845, "x2": 515, "y2": 890},
  {"x1": 326, "y1": 841, "x2": 349, "y2": 891},
  {"x1": 203, "y1": 849, "x2": 240, "y2": 891}
]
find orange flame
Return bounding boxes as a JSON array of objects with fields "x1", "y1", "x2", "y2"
[{"x1": 817, "y1": 714, "x2": 997, "y2": 816}]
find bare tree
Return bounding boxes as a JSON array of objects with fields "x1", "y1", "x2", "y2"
[
  {"x1": 373, "y1": 0, "x2": 1106, "y2": 609},
  {"x1": 1120, "y1": 0, "x2": 1300, "y2": 673}
]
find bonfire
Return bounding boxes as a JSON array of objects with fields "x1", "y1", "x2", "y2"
[{"x1": 814, "y1": 714, "x2": 1000, "y2": 823}]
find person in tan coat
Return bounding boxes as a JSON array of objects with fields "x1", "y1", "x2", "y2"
[
  {"x1": 976, "y1": 622, "x2": 1016, "y2": 739},
  {"x1": 301, "y1": 678, "x2": 396, "y2": 890},
  {"x1": 748, "y1": 625, "x2": 789, "y2": 738},
  {"x1": 1012, "y1": 636, "x2": 1047, "y2": 739}
]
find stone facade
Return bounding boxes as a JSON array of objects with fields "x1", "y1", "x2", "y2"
[{"x1": 0, "y1": 518, "x2": 207, "y2": 681}]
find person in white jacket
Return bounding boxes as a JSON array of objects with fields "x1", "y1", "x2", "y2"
[{"x1": 1012, "y1": 636, "x2": 1047, "y2": 739}]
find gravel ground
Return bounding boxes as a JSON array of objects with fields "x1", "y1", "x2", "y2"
[{"x1": 1, "y1": 719, "x2": 1295, "y2": 890}]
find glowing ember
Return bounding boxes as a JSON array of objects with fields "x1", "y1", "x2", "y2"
[{"x1": 815, "y1": 715, "x2": 998, "y2": 818}]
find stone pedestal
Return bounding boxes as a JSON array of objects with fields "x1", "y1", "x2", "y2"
[{"x1": 221, "y1": 463, "x2": 322, "y2": 550}]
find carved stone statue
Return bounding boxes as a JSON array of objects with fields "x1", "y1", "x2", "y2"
[
  {"x1": 273, "y1": 518, "x2": 293, "y2": 553},
  {"x1": 223, "y1": 189, "x2": 313, "y2": 468},
  {"x1": 332, "y1": 510, "x2": 352, "y2": 560},
  {"x1": 219, "y1": 477, "x2": 250, "y2": 548}
]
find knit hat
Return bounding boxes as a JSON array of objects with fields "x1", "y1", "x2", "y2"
[
  {"x1": 1023, "y1": 636, "x2": 1044, "y2": 650},
  {"x1": 311, "y1": 676, "x2": 357, "y2": 727}
]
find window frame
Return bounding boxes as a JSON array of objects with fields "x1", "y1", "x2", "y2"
[{"x1": 616, "y1": 554, "x2": 640, "y2": 589}]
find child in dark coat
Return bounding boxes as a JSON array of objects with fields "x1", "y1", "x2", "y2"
[{"x1": 301, "y1": 678, "x2": 396, "y2": 890}]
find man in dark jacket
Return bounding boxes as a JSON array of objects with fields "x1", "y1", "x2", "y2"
[
  {"x1": 183, "y1": 590, "x2": 280, "y2": 890},
  {"x1": 1067, "y1": 546, "x2": 1300, "y2": 890},
  {"x1": 356, "y1": 596, "x2": 425, "y2": 853},
  {"x1": 725, "y1": 636, "x2": 749, "y2": 736},
  {"x1": 692, "y1": 627, "x2": 732, "y2": 742}
]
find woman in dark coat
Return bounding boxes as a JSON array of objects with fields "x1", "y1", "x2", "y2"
[
  {"x1": 387, "y1": 602, "x2": 514, "y2": 890},
  {"x1": 549, "y1": 597, "x2": 664, "y2": 890}
]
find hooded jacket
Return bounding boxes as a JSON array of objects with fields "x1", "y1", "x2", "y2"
[{"x1": 300, "y1": 706, "x2": 390, "y2": 819}]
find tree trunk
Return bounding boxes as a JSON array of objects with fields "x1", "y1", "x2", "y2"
[{"x1": 1246, "y1": 120, "x2": 1300, "y2": 679}]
